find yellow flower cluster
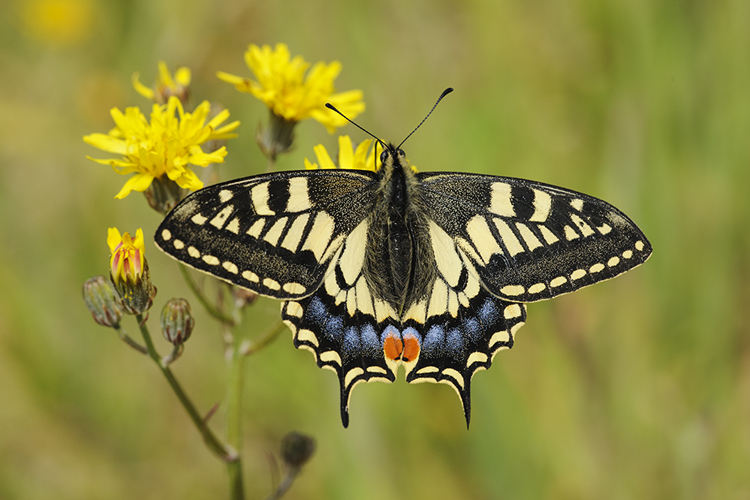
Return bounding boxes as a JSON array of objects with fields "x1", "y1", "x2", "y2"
[{"x1": 84, "y1": 97, "x2": 239, "y2": 199}]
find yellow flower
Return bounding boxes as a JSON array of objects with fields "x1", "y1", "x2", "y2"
[
  {"x1": 305, "y1": 136, "x2": 383, "y2": 171},
  {"x1": 21, "y1": 0, "x2": 94, "y2": 46},
  {"x1": 84, "y1": 96, "x2": 240, "y2": 199},
  {"x1": 217, "y1": 43, "x2": 364, "y2": 133},
  {"x1": 132, "y1": 61, "x2": 192, "y2": 104},
  {"x1": 107, "y1": 228, "x2": 156, "y2": 315},
  {"x1": 108, "y1": 228, "x2": 146, "y2": 285}
]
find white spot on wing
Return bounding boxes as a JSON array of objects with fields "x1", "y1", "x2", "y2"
[
  {"x1": 550, "y1": 276, "x2": 567, "y2": 287},
  {"x1": 219, "y1": 189, "x2": 233, "y2": 202},
  {"x1": 539, "y1": 225, "x2": 559, "y2": 245},
  {"x1": 296, "y1": 328, "x2": 318, "y2": 346},
  {"x1": 571, "y1": 269, "x2": 586, "y2": 280},
  {"x1": 320, "y1": 351, "x2": 342, "y2": 367},
  {"x1": 226, "y1": 218, "x2": 240, "y2": 234},
  {"x1": 564, "y1": 225, "x2": 579, "y2": 241},
  {"x1": 173, "y1": 240, "x2": 184, "y2": 250},
  {"x1": 530, "y1": 189, "x2": 552, "y2": 222},
  {"x1": 570, "y1": 198, "x2": 584, "y2": 211},
  {"x1": 210, "y1": 205, "x2": 234, "y2": 229},
  {"x1": 635, "y1": 240, "x2": 645, "y2": 251},
  {"x1": 251, "y1": 182, "x2": 272, "y2": 215},
  {"x1": 590, "y1": 263, "x2": 605, "y2": 273},
  {"x1": 467, "y1": 352, "x2": 488, "y2": 366},
  {"x1": 428, "y1": 220, "x2": 463, "y2": 287},
  {"x1": 246, "y1": 219, "x2": 265, "y2": 238},
  {"x1": 467, "y1": 215, "x2": 503, "y2": 263},
  {"x1": 191, "y1": 213, "x2": 208, "y2": 225},
  {"x1": 286, "y1": 177, "x2": 312, "y2": 212},
  {"x1": 283, "y1": 282, "x2": 306, "y2": 294},
  {"x1": 302, "y1": 212, "x2": 335, "y2": 262},
  {"x1": 280, "y1": 213, "x2": 310, "y2": 252},
  {"x1": 500, "y1": 285, "x2": 525, "y2": 296},
  {"x1": 504, "y1": 304, "x2": 523, "y2": 319},
  {"x1": 188, "y1": 246, "x2": 200, "y2": 258},
  {"x1": 571, "y1": 214, "x2": 595, "y2": 237},
  {"x1": 242, "y1": 270, "x2": 259, "y2": 283},
  {"x1": 202, "y1": 255, "x2": 220, "y2": 266},
  {"x1": 528, "y1": 283, "x2": 546, "y2": 294},
  {"x1": 222, "y1": 261, "x2": 238, "y2": 274},
  {"x1": 442, "y1": 368, "x2": 465, "y2": 389},
  {"x1": 263, "y1": 278, "x2": 281, "y2": 290},
  {"x1": 263, "y1": 217, "x2": 288, "y2": 246},
  {"x1": 490, "y1": 182, "x2": 515, "y2": 217},
  {"x1": 338, "y1": 220, "x2": 368, "y2": 285},
  {"x1": 161, "y1": 229, "x2": 171, "y2": 241},
  {"x1": 494, "y1": 218, "x2": 524, "y2": 256},
  {"x1": 516, "y1": 222, "x2": 542, "y2": 251}
]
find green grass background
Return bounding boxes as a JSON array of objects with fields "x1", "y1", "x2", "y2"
[{"x1": 1, "y1": 0, "x2": 749, "y2": 498}]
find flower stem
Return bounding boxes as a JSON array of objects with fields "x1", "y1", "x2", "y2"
[
  {"x1": 226, "y1": 331, "x2": 246, "y2": 499},
  {"x1": 114, "y1": 325, "x2": 148, "y2": 354},
  {"x1": 135, "y1": 313, "x2": 236, "y2": 463},
  {"x1": 178, "y1": 264, "x2": 236, "y2": 324},
  {"x1": 241, "y1": 319, "x2": 285, "y2": 356}
]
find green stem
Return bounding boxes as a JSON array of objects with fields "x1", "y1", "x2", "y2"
[
  {"x1": 114, "y1": 325, "x2": 148, "y2": 354},
  {"x1": 178, "y1": 264, "x2": 235, "y2": 325},
  {"x1": 135, "y1": 313, "x2": 236, "y2": 463},
  {"x1": 241, "y1": 319, "x2": 285, "y2": 356},
  {"x1": 226, "y1": 334, "x2": 246, "y2": 499}
]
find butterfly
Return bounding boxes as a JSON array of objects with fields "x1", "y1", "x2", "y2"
[{"x1": 154, "y1": 94, "x2": 652, "y2": 427}]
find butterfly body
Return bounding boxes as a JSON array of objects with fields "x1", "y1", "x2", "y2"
[{"x1": 155, "y1": 142, "x2": 651, "y2": 427}]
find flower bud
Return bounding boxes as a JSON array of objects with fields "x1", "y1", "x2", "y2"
[
  {"x1": 82, "y1": 276, "x2": 123, "y2": 328},
  {"x1": 132, "y1": 61, "x2": 191, "y2": 105},
  {"x1": 161, "y1": 298, "x2": 195, "y2": 346},
  {"x1": 257, "y1": 110, "x2": 296, "y2": 161},
  {"x1": 143, "y1": 175, "x2": 187, "y2": 214},
  {"x1": 108, "y1": 227, "x2": 156, "y2": 314},
  {"x1": 280, "y1": 432, "x2": 315, "y2": 470}
]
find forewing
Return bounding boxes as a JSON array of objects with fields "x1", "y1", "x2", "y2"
[
  {"x1": 417, "y1": 172, "x2": 652, "y2": 303},
  {"x1": 155, "y1": 170, "x2": 378, "y2": 299}
]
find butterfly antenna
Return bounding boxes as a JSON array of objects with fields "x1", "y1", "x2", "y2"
[
  {"x1": 325, "y1": 103, "x2": 386, "y2": 150},
  {"x1": 397, "y1": 87, "x2": 453, "y2": 149}
]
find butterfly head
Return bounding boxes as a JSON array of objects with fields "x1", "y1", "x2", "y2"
[{"x1": 378, "y1": 143, "x2": 411, "y2": 175}]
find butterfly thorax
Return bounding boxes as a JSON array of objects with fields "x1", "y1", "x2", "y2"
[{"x1": 363, "y1": 147, "x2": 436, "y2": 316}]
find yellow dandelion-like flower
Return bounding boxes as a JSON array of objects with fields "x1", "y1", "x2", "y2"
[
  {"x1": 132, "y1": 61, "x2": 192, "y2": 104},
  {"x1": 108, "y1": 228, "x2": 146, "y2": 286},
  {"x1": 305, "y1": 136, "x2": 383, "y2": 171},
  {"x1": 107, "y1": 227, "x2": 156, "y2": 315},
  {"x1": 84, "y1": 96, "x2": 240, "y2": 199},
  {"x1": 217, "y1": 43, "x2": 364, "y2": 133}
]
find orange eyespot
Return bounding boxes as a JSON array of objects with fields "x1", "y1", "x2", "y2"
[{"x1": 383, "y1": 334, "x2": 403, "y2": 361}]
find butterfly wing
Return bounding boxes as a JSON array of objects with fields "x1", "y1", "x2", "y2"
[
  {"x1": 155, "y1": 169, "x2": 378, "y2": 299},
  {"x1": 416, "y1": 173, "x2": 652, "y2": 303}
]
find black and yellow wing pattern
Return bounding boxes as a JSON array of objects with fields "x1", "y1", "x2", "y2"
[{"x1": 155, "y1": 146, "x2": 651, "y2": 427}]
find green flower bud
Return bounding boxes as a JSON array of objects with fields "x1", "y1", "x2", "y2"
[
  {"x1": 160, "y1": 298, "x2": 195, "y2": 346},
  {"x1": 82, "y1": 276, "x2": 123, "y2": 328}
]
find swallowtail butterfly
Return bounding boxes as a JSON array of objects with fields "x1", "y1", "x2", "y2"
[{"x1": 154, "y1": 95, "x2": 652, "y2": 427}]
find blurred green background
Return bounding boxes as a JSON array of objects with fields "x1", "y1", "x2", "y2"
[{"x1": 1, "y1": 0, "x2": 749, "y2": 498}]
